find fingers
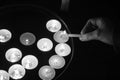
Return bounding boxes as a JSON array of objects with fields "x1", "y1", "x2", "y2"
[
  {"x1": 80, "y1": 18, "x2": 100, "y2": 41},
  {"x1": 79, "y1": 30, "x2": 99, "y2": 41},
  {"x1": 80, "y1": 17, "x2": 106, "y2": 42},
  {"x1": 79, "y1": 17, "x2": 113, "y2": 45}
]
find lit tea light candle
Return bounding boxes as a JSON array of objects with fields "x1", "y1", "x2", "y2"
[
  {"x1": 5, "y1": 48, "x2": 22, "y2": 63},
  {"x1": 8, "y1": 64, "x2": 26, "y2": 80},
  {"x1": 53, "y1": 30, "x2": 69, "y2": 43},
  {"x1": 37, "y1": 38, "x2": 53, "y2": 52},
  {"x1": 0, "y1": 70, "x2": 10, "y2": 80},
  {"x1": 0, "y1": 29, "x2": 12, "y2": 43},
  {"x1": 38, "y1": 65, "x2": 56, "y2": 80},
  {"x1": 49, "y1": 55, "x2": 66, "y2": 69},
  {"x1": 21, "y1": 55, "x2": 38, "y2": 70},
  {"x1": 46, "y1": 19, "x2": 62, "y2": 33},
  {"x1": 55, "y1": 43, "x2": 71, "y2": 57}
]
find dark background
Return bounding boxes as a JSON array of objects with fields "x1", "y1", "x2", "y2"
[
  {"x1": 0, "y1": 0, "x2": 120, "y2": 80},
  {"x1": 58, "y1": 0, "x2": 120, "y2": 80}
]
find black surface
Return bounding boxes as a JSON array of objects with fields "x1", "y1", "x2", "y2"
[
  {"x1": 0, "y1": 0, "x2": 120, "y2": 80},
  {"x1": 58, "y1": 0, "x2": 120, "y2": 80}
]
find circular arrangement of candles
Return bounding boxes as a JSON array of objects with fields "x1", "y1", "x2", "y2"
[{"x1": 0, "y1": 5, "x2": 74, "y2": 80}]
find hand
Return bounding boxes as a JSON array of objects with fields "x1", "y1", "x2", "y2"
[{"x1": 79, "y1": 18, "x2": 114, "y2": 45}]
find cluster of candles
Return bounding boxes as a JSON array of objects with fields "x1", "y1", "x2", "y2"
[{"x1": 0, "y1": 19, "x2": 71, "y2": 80}]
